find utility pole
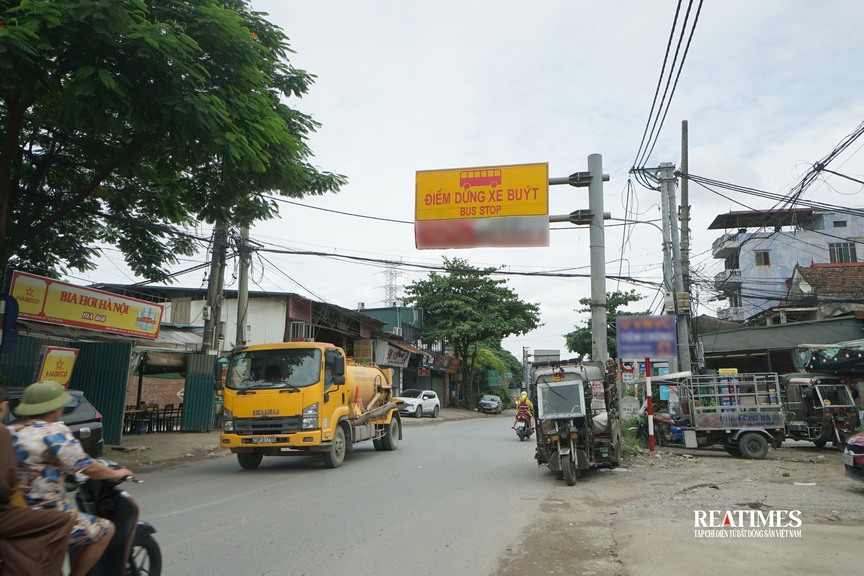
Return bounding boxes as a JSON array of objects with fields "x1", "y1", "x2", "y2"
[
  {"x1": 680, "y1": 121, "x2": 698, "y2": 370},
  {"x1": 659, "y1": 163, "x2": 691, "y2": 372},
  {"x1": 548, "y1": 154, "x2": 609, "y2": 363},
  {"x1": 202, "y1": 223, "x2": 228, "y2": 355},
  {"x1": 680, "y1": 121, "x2": 691, "y2": 294},
  {"x1": 235, "y1": 226, "x2": 250, "y2": 348},
  {"x1": 587, "y1": 154, "x2": 608, "y2": 362}
]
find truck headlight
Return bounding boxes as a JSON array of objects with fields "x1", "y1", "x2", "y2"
[
  {"x1": 302, "y1": 403, "x2": 319, "y2": 430},
  {"x1": 223, "y1": 408, "x2": 234, "y2": 432}
]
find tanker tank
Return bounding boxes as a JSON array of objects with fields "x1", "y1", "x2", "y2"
[{"x1": 343, "y1": 363, "x2": 393, "y2": 406}]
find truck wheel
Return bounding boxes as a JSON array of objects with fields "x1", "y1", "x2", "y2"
[
  {"x1": 323, "y1": 425, "x2": 347, "y2": 468},
  {"x1": 382, "y1": 417, "x2": 400, "y2": 451},
  {"x1": 373, "y1": 438, "x2": 383, "y2": 451},
  {"x1": 611, "y1": 433, "x2": 622, "y2": 467},
  {"x1": 813, "y1": 439, "x2": 827, "y2": 448},
  {"x1": 431, "y1": 405, "x2": 440, "y2": 418},
  {"x1": 237, "y1": 451, "x2": 263, "y2": 469},
  {"x1": 738, "y1": 433, "x2": 769, "y2": 460}
]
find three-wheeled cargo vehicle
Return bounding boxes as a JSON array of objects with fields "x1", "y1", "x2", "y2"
[
  {"x1": 532, "y1": 360, "x2": 621, "y2": 486},
  {"x1": 642, "y1": 372, "x2": 785, "y2": 459},
  {"x1": 780, "y1": 372, "x2": 859, "y2": 448}
]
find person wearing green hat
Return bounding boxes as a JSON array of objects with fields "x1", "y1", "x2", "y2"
[
  {"x1": 1, "y1": 384, "x2": 73, "y2": 576},
  {"x1": 9, "y1": 380, "x2": 135, "y2": 576}
]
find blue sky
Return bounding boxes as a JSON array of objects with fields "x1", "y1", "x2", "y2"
[{"x1": 82, "y1": 1, "x2": 864, "y2": 360}]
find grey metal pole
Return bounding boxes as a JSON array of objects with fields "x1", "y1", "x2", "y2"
[
  {"x1": 588, "y1": 154, "x2": 608, "y2": 362},
  {"x1": 235, "y1": 226, "x2": 249, "y2": 348}
]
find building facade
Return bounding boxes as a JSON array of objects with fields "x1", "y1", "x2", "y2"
[{"x1": 710, "y1": 208, "x2": 864, "y2": 322}]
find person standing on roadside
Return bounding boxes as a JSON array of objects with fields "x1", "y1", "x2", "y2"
[
  {"x1": 10, "y1": 380, "x2": 135, "y2": 576},
  {"x1": 0, "y1": 384, "x2": 73, "y2": 576}
]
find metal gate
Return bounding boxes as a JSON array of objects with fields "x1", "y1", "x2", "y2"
[{"x1": 182, "y1": 354, "x2": 216, "y2": 432}]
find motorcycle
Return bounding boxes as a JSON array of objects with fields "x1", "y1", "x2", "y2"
[
  {"x1": 69, "y1": 460, "x2": 161, "y2": 576},
  {"x1": 515, "y1": 410, "x2": 533, "y2": 441}
]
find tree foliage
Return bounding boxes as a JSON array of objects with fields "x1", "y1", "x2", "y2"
[
  {"x1": 564, "y1": 289, "x2": 649, "y2": 358},
  {"x1": 0, "y1": 0, "x2": 345, "y2": 280},
  {"x1": 403, "y1": 258, "x2": 541, "y2": 405}
]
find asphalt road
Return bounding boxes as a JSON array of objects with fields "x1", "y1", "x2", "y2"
[{"x1": 128, "y1": 414, "x2": 552, "y2": 576}]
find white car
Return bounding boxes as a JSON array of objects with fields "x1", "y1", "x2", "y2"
[{"x1": 396, "y1": 389, "x2": 440, "y2": 418}]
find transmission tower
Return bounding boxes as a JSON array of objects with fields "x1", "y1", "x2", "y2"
[{"x1": 384, "y1": 264, "x2": 401, "y2": 307}]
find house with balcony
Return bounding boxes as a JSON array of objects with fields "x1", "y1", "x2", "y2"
[
  {"x1": 749, "y1": 262, "x2": 864, "y2": 325},
  {"x1": 710, "y1": 208, "x2": 864, "y2": 322}
]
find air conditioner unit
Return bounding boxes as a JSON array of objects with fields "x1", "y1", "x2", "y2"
[{"x1": 392, "y1": 327, "x2": 403, "y2": 336}]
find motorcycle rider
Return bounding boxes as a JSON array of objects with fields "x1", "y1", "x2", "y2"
[
  {"x1": 10, "y1": 380, "x2": 135, "y2": 576},
  {"x1": 512, "y1": 391, "x2": 534, "y2": 431},
  {"x1": 0, "y1": 384, "x2": 74, "y2": 576}
]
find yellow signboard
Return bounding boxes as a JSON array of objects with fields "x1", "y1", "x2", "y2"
[
  {"x1": 37, "y1": 346, "x2": 79, "y2": 388},
  {"x1": 416, "y1": 163, "x2": 549, "y2": 221},
  {"x1": 10, "y1": 271, "x2": 164, "y2": 339}
]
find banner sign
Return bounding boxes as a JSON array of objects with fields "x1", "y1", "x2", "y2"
[
  {"x1": 36, "y1": 346, "x2": 79, "y2": 388},
  {"x1": 616, "y1": 315, "x2": 677, "y2": 359},
  {"x1": 10, "y1": 271, "x2": 164, "y2": 339}
]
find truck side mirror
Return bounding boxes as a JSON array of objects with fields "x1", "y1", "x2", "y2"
[{"x1": 325, "y1": 350, "x2": 346, "y2": 386}]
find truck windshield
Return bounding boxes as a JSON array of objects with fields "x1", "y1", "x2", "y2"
[{"x1": 228, "y1": 349, "x2": 322, "y2": 390}]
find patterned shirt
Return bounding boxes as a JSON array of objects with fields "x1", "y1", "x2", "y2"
[{"x1": 9, "y1": 420, "x2": 94, "y2": 511}]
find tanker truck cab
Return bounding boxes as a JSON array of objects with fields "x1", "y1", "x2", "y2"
[{"x1": 220, "y1": 342, "x2": 402, "y2": 469}]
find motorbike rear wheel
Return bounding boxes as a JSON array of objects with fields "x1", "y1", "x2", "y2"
[
  {"x1": 562, "y1": 453, "x2": 579, "y2": 486},
  {"x1": 129, "y1": 533, "x2": 162, "y2": 576}
]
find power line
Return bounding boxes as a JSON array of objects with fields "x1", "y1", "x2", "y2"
[{"x1": 631, "y1": 0, "x2": 704, "y2": 171}]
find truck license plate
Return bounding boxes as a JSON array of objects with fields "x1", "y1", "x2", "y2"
[
  {"x1": 843, "y1": 451, "x2": 854, "y2": 466},
  {"x1": 253, "y1": 436, "x2": 278, "y2": 444}
]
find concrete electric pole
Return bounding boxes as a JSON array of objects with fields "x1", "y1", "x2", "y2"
[{"x1": 201, "y1": 224, "x2": 228, "y2": 355}]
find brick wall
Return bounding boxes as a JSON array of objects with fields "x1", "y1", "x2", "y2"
[{"x1": 124, "y1": 376, "x2": 186, "y2": 408}]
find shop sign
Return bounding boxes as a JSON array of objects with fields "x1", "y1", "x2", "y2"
[
  {"x1": 36, "y1": 346, "x2": 79, "y2": 388},
  {"x1": 354, "y1": 339, "x2": 373, "y2": 364},
  {"x1": 375, "y1": 341, "x2": 410, "y2": 368},
  {"x1": 10, "y1": 271, "x2": 163, "y2": 339}
]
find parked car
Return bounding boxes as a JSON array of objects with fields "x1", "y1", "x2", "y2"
[
  {"x1": 477, "y1": 394, "x2": 503, "y2": 414},
  {"x1": 3, "y1": 388, "x2": 104, "y2": 457},
  {"x1": 396, "y1": 389, "x2": 440, "y2": 418},
  {"x1": 843, "y1": 429, "x2": 864, "y2": 483}
]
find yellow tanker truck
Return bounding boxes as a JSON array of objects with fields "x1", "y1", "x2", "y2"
[{"x1": 219, "y1": 342, "x2": 402, "y2": 469}]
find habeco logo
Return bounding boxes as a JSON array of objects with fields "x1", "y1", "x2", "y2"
[{"x1": 693, "y1": 509, "x2": 802, "y2": 538}]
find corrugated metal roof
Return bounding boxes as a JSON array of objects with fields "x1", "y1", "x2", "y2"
[
  {"x1": 17, "y1": 319, "x2": 202, "y2": 350},
  {"x1": 707, "y1": 208, "x2": 816, "y2": 230}
]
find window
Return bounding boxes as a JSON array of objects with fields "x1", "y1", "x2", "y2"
[
  {"x1": 755, "y1": 251, "x2": 770, "y2": 266},
  {"x1": 829, "y1": 242, "x2": 858, "y2": 263},
  {"x1": 833, "y1": 220, "x2": 847, "y2": 228}
]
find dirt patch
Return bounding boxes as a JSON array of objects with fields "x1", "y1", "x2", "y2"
[{"x1": 496, "y1": 442, "x2": 864, "y2": 575}]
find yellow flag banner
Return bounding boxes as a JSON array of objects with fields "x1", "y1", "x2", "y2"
[{"x1": 10, "y1": 271, "x2": 164, "y2": 339}]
